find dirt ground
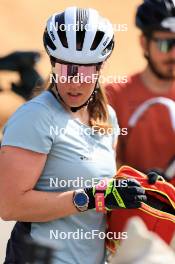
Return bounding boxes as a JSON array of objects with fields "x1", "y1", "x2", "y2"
[{"x1": 0, "y1": 0, "x2": 144, "y2": 262}]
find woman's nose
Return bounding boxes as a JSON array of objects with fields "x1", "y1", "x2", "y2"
[{"x1": 69, "y1": 76, "x2": 82, "y2": 86}]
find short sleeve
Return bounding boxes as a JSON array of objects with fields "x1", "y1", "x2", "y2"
[{"x1": 1, "y1": 102, "x2": 55, "y2": 154}]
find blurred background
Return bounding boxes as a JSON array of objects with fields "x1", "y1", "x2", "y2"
[{"x1": 0, "y1": 0, "x2": 144, "y2": 262}]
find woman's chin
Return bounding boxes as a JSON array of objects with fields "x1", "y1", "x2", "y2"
[{"x1": 64, "y1": 96, "x2": 88, "y2": 107}]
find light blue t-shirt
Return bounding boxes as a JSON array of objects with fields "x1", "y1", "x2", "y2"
[{"x1": 2, "y1": 91, "x2": 119, "y2": 264}]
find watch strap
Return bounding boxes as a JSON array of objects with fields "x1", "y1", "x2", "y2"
[{"x1": 95, "y1": 178, "x2": 108, "y2": 213}]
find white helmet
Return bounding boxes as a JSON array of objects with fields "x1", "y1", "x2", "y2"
[{"x1": 43, "y1": 7, "x2": 114, "y2": 64}]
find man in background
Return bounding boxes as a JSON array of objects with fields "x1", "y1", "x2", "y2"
[{"x1": 106, "y1": 0, "x2": 175, "y2": 185}]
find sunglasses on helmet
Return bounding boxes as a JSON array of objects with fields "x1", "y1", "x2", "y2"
[{"x1": 151, "y1": 38, "x2": 175, "y2": 53}]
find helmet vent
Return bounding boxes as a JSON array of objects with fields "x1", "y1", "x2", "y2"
[
  {"x1": 76, "y1": 8, "x2": 89, "y2": 51},
  {"x1": 90, "y1": 30, "x2": 105, "y2": 51},
  {"x1": 43, "y1": 29, "x2": 57, "y2": 51},
  {"x1": 55, "y1": 13, "x2": 68, "y2": 48},
  {"x1": 101, "y1": 37, "x2": 114, "y2": 55}
]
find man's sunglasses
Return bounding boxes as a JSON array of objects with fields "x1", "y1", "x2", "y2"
[{"x1": 151, "y1": 38, "x2": 175, "y2": 53}]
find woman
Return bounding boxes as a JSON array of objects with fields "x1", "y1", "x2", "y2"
[{"x1": 0, "y1": 7, "x2": 146, "y2": 264}]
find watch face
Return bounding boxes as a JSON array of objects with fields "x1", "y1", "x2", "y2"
[{"x1": 74, "y1": 192, "x2": 88, "y2": 207}]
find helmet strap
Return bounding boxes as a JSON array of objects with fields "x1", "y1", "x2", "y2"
[
  {"x1": 70, "y1": 78, "x2": 99, "y2": 112},
  {"x1": 50, "y1": 72, "x2": 99, "y2": 112}
]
